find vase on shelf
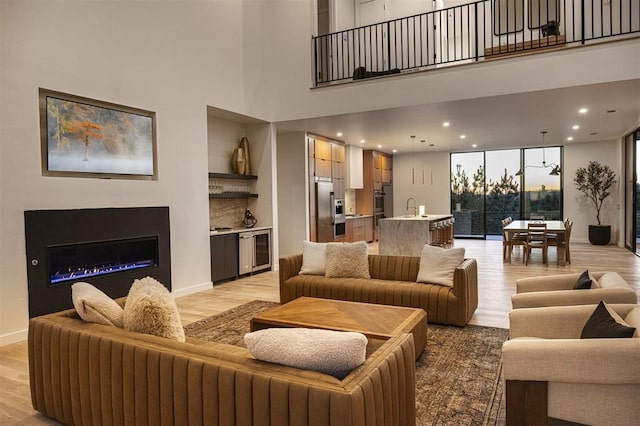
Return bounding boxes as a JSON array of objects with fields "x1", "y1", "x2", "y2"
[
  {"x1": 239, "y1": 137, "x2": 251, "y2": 175},
  {"x1": 231, "y1": 147, "x2": 246, "y2": 175}
]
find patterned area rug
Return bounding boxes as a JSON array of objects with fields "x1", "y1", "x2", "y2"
[{"x1": 184, "y1": 300, "x2": 508, "y2": 426}]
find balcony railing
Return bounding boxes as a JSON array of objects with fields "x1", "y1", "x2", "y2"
[{"x1": 312, "y1": 0, "x2": 640, "y2": 86}]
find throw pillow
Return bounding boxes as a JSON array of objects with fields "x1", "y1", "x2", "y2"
[
  {"x1": 573, "y1": 270, "x2": 595, "y2": 289},
  {"x1": 299, "y1": 241, "x2": 327, "y2": 275},
  {"x1": 416, "y1": 244, "x2": 465, "y2": 287},
  {"x1": 324, "y1": 241, "x2": 370, "y2": 279},
  {"x1": 624, "y1": 307, "x2": 640, "y2": 338},
  {"x1": 580, "y1": 301, "x2": 636, "y2": 339},
  {"x1": 71, "y1": 282, "x2": 124, "y2": 327},
  {"x1": 244, "y1": 328, "x2": 367, "y2": 379},
  {"x1": 123, "y1": 276, "x2": 185, "y2": 342}
]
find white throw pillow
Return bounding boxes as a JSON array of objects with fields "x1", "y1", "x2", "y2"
[
  {"x1": 123, "y1": 276, "x2": 185, "y2": 342},
  {"x1": 416, "y1": 244, "x2": 465, "y2": 287},
  {"x1": 325, "y1": 241, "x2": 370, "y2": 279},
  {"x1": 71, "y1": 282, "x2": 124, "y2": 327},
  {"x1": 244, "y1": 328, "x2": 367, "y2": 378},
  {"x1": 299, "y1": 241, "x2": 327, "y2": 275}
]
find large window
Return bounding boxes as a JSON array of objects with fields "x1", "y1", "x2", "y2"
[{"x1": 451, "y1": 146, "x2": 563, "y2": 238}]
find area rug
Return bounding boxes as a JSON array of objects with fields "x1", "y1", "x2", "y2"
[{"x1": 184, "y1": 300, "x2": 508, "y2": 426}]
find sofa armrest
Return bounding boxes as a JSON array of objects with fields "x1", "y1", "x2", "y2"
[
  {"x1": 279, "y1": 254, "x2": 303, "y2": 283},
  {"x1": 512, "y1": 288, "x2": 639, "y2": 309},
  {"x1": 453, "y1": 258, "x2": 477, "y2": 297},
  {"x1": 503, "y1": 338, "x2": 640, "y2": 384},
  {"x1": 509, "y1": 304, "x2": 639, "y2": 339},
  {"x1": 515, "y1": 273, "x2": 583, "y2": 293}
]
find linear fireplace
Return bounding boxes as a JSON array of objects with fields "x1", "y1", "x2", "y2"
[{"x1": 25, "y1": 207, "x2": 171, "y2": 317}]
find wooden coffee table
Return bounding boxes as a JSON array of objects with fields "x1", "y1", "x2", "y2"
[{"x1": 250, "y1": 297, "x2": 427, "y2": 359}]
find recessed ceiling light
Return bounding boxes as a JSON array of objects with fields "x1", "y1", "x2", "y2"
[
  {"x1": 420, "y1": 139, "x2": 426, "y2": 143},
  {"x1": 590, "y1": 132, "x2": 598, "y2": 136},
  {"x1": 336, "y1": 132, "x2": 343, "y2": 137},
  {"x1": 579, "y1": 108, "x2": 588, "y2": 114},
  {"x1": 377, "y1": 144, "x2": 382, "y2": 148},
  {"x1": 607, "y1": 109, "x2": 617, "y2": 114},
  {"x1": 471, "y1": 143, "x2": 477, "y2": 148},
  {"x1": 567, "y1": 136, "x2": 574, "y2": 141},
  {"x1": 572, "y1": 125, "x2": 580, "y2": 130},
  {"x1": 360, "y1": 139, "x2": 365, "y2": 143},
  {"x1": 429, "y1": 143, "x2": 434, "y2": 147},
  {"x1": 392, "y1": 149, "x2": 397, "y2": 153},
  {"x1": 460, "y1": 135, "x2": 466, "y2": 139},
  {"x1": 443, "y1": 122, "x2": 450, "y2": 127}
]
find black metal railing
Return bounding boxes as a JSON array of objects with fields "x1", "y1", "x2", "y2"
[{"x1": 312, "y1": 0, "x2": 640, "y2": 86}]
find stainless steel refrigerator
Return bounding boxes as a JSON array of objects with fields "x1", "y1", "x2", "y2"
[{"x1": 316, "y1": 179, "x2": 334, "y2": 242}]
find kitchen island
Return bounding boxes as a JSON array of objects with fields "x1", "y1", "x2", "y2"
[{"x1": 378, "y1": 215, "x2": 454, "y2": 256}]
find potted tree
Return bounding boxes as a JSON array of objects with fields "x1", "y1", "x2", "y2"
[{"x1": 573, "y1": 161, "x2": 617, "y2": 245}]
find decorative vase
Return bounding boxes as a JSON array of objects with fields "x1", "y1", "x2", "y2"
[
  {"x1": 239, "y1": 137, "x2": 251, "y2": 176},
  {"x1": 588, "y1": 225, "x2": 611, "y2": 245},
  {"x1": 232, "y1": 148, "x2": 246, "y2": 175}
]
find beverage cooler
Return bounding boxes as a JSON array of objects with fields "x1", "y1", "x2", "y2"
[{"x1": 238, "y1": 229, "x2": 272, "y2": 275}]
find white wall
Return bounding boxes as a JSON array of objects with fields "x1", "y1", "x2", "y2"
[
  {"x1": 563, "y1": 140, "x2": 623, "y2": 244},
  {"x1": 0, "y1": 1, "x2": 258, "y2": 345},
  {"x1": 276, "y1": 132, "x2": 308, "y2": 256},
  {"x1": 392, "y1": 151, "x2": 451, "y2": 215}
]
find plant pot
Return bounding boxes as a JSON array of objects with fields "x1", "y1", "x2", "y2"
[{"x1": 588, "y1": 225, "x2": 611, "y2": 245}]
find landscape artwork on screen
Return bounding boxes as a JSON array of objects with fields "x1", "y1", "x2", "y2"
[{"x1": 40, "y1": 89, "x2": 157, "y2": 179}]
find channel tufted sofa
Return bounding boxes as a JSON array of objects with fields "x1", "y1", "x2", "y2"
[
  {"x1": 279, "y1": 254, "x2": 478, "y2": 326},
  {"x1": 29, "y1": 306, "x2": 417, "y2": 426}
]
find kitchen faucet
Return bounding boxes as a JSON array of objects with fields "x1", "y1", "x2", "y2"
[{"x1": 406, "y1": 197, "x2": 418, "y2": 216}]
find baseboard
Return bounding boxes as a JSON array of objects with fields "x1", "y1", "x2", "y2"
[
  {"x1": 1, "y1": 329, "x2": 28, "y2": 347},
  {"x1": 171, "y1": 281, "x2": 213, "y2": 299}
]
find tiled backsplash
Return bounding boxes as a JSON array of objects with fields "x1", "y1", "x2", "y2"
[
  {"x1": 345, "y1": 189, "x2": 356, "y2": 215},
  {"x1": 209, "y1": 199, "x2": 249, "y2": 229}
]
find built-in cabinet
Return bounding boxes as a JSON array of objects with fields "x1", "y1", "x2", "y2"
[
  {"x1": 345, "y1": 216, "x2": 374, "y2": 242},
  {"x1": 210, "y1": 233, "x2": 238, "y2": 283}
]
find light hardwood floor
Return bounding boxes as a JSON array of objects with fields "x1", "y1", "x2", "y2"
[{"x1": 2, "y1": 239, "x2": 640, "y2": 424}]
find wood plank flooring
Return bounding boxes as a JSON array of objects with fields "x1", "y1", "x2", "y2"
[{"x1": 2, "y1": 239, "x2": 639, "y2": 424}]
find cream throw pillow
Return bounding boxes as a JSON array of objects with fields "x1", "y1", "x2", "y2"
[
  {"x1": 624, "y1": 307, "x2": 640, "y2": 338},
  {"x1": 299, "y1": 241, "x2": 327, "y2": 275},
  {"x1": 416, "y1": 244, "x2": 465, "y2": 287},
  {"x1": 71, "y1": 282, "x2": 124, "y2": 327},
  {"x1": 123, "y1": 276, "x2": 185, "y2": 342},
  {"x1": 325, "y1": 241, "x2": 370, "y2": 279},
  {"x1": 244, "y1": 328, "x2": 367, "y2": 379}
]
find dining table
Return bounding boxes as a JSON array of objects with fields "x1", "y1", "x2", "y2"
[{"x1": 503, "y1": 220, "x2": 567, "y2": 266}]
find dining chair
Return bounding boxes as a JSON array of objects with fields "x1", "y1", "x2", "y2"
[
  {"x1": 523, "y1": 222, "x2": 548, "y2": 265},
  {"x1": 547, "y1": 218, "x2": 572, "y2": 265}
]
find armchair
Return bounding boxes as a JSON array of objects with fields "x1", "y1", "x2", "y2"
[
  {"x1": 503, "y1": 304, "x2": 640, "y2": 426},
  {"x1": 512, "y1": 271, "x2": 638, "y2": 309}
]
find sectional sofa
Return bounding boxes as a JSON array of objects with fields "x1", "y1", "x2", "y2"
[
  {"x1": 279, "y1": 254, "x2": 478, "y2": 326},
  {"x1": 29, "y1": 306, "x2": 417, "y2": 426}
]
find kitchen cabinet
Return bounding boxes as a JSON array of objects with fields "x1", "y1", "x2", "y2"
[
  {"x1": 345, "y1": 216, "x2": 374, "y2": 242},
  {"x1": 346, "y1": 145, "x2": 364, "y2": 189},
  {"x1": 210, "y1": 233, "x2": 238, "y2": 283}
]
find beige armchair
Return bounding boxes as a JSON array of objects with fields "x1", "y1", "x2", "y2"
[
  {"x1": 503, "y1": 304, "x2": 640, "y2": 426},
  {"x1": 512, "y1": 271, "x2": 638, "y2": 309}
]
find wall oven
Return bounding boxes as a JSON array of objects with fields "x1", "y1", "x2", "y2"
[
  {"x1": 333, "y1": 197, "x2": 346, "y2": 238},
  {"x1": 238, "y1": 229, "x2": 272, "y2": 275},
  {"x1": 374, "y1": 191, "x2": 385, "y2": 213}
]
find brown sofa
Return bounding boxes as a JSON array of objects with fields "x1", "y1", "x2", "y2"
[
  {"x1": 29, "y1": 307, "x2": 417, "y2": 426},
  {"x1": 279, "y1": 254, "x2": 478, "y2": 326}
]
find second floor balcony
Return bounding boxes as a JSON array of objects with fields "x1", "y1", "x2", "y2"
[{"x1": 312, "y1": 0, "x2": 640, "y2": 86}]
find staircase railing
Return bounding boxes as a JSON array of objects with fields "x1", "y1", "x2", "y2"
[{"x1": 312, "y1": 0, "x2": 639, "y2": 86}]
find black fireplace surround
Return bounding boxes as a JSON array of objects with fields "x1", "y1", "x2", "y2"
[{"x1": 25, "y1": 207, "x2": 171, "y2": 317}]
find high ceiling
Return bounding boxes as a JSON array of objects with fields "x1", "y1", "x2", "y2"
[{"x1": 275, "y1": 79, "x2": 640, "y2": 154}]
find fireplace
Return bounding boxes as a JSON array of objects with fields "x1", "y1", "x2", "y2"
[{"x1": 25, "y1": 207, "x2": 171, "y2": 317}]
